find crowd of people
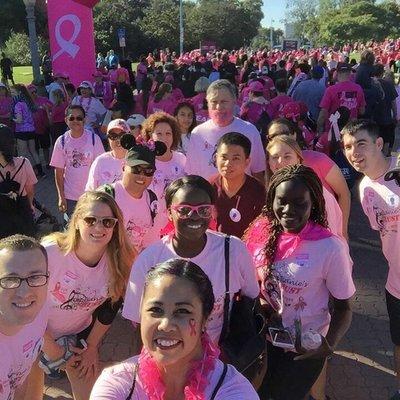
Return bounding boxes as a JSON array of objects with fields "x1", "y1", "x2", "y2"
[{"x1": 1, "y1": 38, "x2": 400, "y2": 400}]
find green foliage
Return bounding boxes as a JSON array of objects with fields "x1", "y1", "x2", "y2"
[
  {"x1": 250, "y1": 27, "x2": 284, "y2": 49},
  {"x1": 2, "y1": 32, "x2": 48, "y2": 66},
  {"x1": 287, "y1": 0, "x2": 400, "y2": 45}
]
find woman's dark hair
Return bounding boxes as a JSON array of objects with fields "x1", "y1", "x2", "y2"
[
  {"x1": 165, "y1": 175, "x2": 216, "y2": 208},
  {"x1": 262, "y1": 164, "x2": 327, "y2": 271},
  {"x1": 144, "y1": 259, "x2": 215, "y2": 320},
  {"x1": 275, "y1": 79, "x2": 288, "y2": 93},
  {"x1": 65, "y1": 104, "x2": 86, "y2": 118},
  {"x1": 0, "y1": 124, "x2": 15, "y2": 164},
  {"x1": 174, "y1": 101, "x2": 197, "y2": 136},
  {"x1": 154, "y1": 83, "x2": 172, "y2": 103},
  {"x1": 216, "y1": 131, "x2": 251, "y2": 158},
  {"x1": 267, "y1": 118, "x2": 306, "y2": 148}
]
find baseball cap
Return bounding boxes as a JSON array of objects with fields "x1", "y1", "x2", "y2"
[
  {"x1": 384, "y1": 154, "x2": 400, "y2": 183},
  {"x1": 79, "y1": 81, "x2": 94, "y2": 92},
  {"x1": 336, "y1": 63, "x2": 352, "y2": 73},
  {"x1": 126, "y1": 114, "x2": 146, "y2": 128},
  {"x1": 248, "y1": 81, "x2": 264, "y2": 92},
  {"x1": 107, "y1": 119, "x2": 130, "y2": 134},
  {"x1": 125, "y1": 145, "x2": 156, "y2": 168},
  {"x1": 92, "y1": 71, "x2": 103, "y2": 78},
  {"x1": 261, "y1": 66, "x2": 269, "y2": 75}
]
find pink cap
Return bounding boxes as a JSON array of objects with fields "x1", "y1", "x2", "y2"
[
  {"x1": 92, "y1": 71, "x2": 103, "y2": 78},
  {"x1": 248, "y1": 81, "x2": 264, "y2": 92},
  {"x1": 27, "y1": 84, "x2": 37, "y2": 91},
  {"x1": 107, "y1": 118, "x2": 131, "y2": 134},
  {"x1": 164, "y1": 75, "x2": 174, "y2": 83},
  {"x1": 54, "y1": 72, "x2": 69, "y2": 79}
]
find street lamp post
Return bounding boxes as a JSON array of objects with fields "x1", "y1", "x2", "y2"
[
  {"x1": 270, "y1": 19, "x2": 275, "y2": 49},
  {"x1": 23, "y1": 0, "x2": 41, "y2": 82},
  {"x1": 179, "y1": 0, "x2": 184, "y2": 55}
]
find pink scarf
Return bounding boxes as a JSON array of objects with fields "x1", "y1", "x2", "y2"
[
  {"x1": 138, "y1": 333, "x2": 220, "y2": 400},
  {"x1": 274, "y1": 221, "x2": 332, "y2": 262}
]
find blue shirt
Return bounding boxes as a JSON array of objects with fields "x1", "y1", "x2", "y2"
[{"x1": 292, "y1": 79, "x2": 326, "y2": 121}]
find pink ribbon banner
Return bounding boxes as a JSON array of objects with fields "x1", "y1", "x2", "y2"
[{"x1": 47, "y1": 0, "x2": 99, "y2": 86}]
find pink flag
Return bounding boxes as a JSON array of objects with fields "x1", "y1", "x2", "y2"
[{"x1": 47, "y1": 0, "x2": 99, "y2": 86}]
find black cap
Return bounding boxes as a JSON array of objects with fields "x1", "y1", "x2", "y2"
[{"x1": 336, "y1": 62, "x2": 352, "y2": 73}]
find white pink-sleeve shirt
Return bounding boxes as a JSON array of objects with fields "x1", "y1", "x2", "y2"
[
  {"x1": 262, "y1": 236, "x2": 355, "y2": 337},
  {"x1": 185, "y1": 117, "x2": 266, "y2": 179},
  {"x1": 90, "y1": 356, "x2": 259, "y2": 399},
  {"x1": 85, "y1": 152, "x2": 125, "y2": 191},
  {"x1": 43, "y1": 242, "x2": 109, "y2": 339},
  {"x1": 50, "y1": 130, "x2": 105, "y2": 201},
  {"x1": 149, "y1": 151, "x2": 186, "y2": 199},
  {"x1": 112, "y1": 181, "x2": 168, "y2": 253},
  {"x1": 359, "y1": 158, "x2": 400, "y2": 299},
  {"x1": 0, "y1": 304, "x2": 48, "y2": 400},
  {"x1": 122, "y1": 231, "x2": 260, "y2": 343}
]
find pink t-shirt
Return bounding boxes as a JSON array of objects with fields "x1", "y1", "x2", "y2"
[
  {"x1": 185, "y1": 117, "x2": 266, "y2": 179},
  {"x1": 240, "y1": 100, "x2": 269, "y2": 126},
  {"x1": 112, "y1": 181, "x2": 168, "y2": 253},
  {"x1": 90, "y1": 356, "x2": 259, "y2": 400},
  {"x1": 43, "y1": 242, "x2": 109, "y2": 339},
  {"x1": 32, "y1": 96, "x2": 52, "y2": 135},
  {"x1": 50, "y1": 130, "x2": 105, "y2": 200},
  {"x1": 359, "y1": 158, "x2": 400, "y2": 298},
  {"x1": 85, "y1": 152, "x2": 125, "y2": 191},
  {"x1": 268, "y1": 95, "x2": 293, "y2": 119},
  {"x1": 0, "y1": 97, "x2": 12, "y2": 118},
  {"x1": 147, "y1": 97, "x2": 177, "y2": 116},
  {"x1": 319, "y1": 80, "x2": 366, "y2": 120},
  {"x1": 323, "y1": 187, "x2": 343, "y2": 237},
  {"x1": 51, "y1": 101, "x2": 68, "y2": 124},
  {"x1": 122, "y1": 231, "x2": 260, "y2": 343},
  {"x1": 0, "y1": 157, "x2": 37, "y2": 196},
  {"x1": 149, "y1": 151, "x2": 186, "y2": 199},
  {"x1": 302, "y1": 150, "x2": 335, "y2": 193},
  {"x1": 191, "y1": 92, "x2": 207, "y2": 113},
  {"x1": 261, "y1": 236, "x2": 355, "y2": 337},
  {"x1": 0, "y1": 305, "x2": 48, "y2": 400}
]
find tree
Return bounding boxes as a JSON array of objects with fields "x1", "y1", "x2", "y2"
[
  {"x1": 93, "y1": 0, "x2": 156, "y2": 58},
  {"x1": 286, "y1": 0, "x2": 319, "y2": 41},
  {"x1": 251, "y1": 27, "x2": 284, "y2": 49}
]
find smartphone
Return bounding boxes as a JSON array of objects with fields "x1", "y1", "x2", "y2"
[{"x1": 268, "y1": 327, "x2": 295, "y2": 349}]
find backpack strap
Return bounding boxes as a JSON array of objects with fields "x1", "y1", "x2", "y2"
[
  {"x1": 219, "y1": 235, "x2": 231, "y2": 344},
  {"x1": 125, "y1": 364, "x2": 138, "y2": 400},
  {"x1": 210, "y1": 363, "x2": 228, "y2": 400},
  {"x1": 147, "y1": 189, "x2": 157, "y2": 225},
  {"x1": 10, "y1": 158, "x2": 26, "y2": 181},
  {"x1": 91, "y1": 132, "x2": 95, "y2": 146},
  {"x1": 61, "y1": 133, "x2": 65, "y2": 149}
]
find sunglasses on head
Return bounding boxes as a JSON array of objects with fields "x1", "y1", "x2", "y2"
[
  {"x1": 170, "y1": 204, "x2": 214, "y2": 219},
  {"x1": 82, "y1": 216, "x2": 118, "y2": 229},
  {"x1": 67, "y1": 115, "x2": 84, "y2": 122},
  {"x1": 130, "y1": 165, "x2": 156, "y2": 176},
  {"x1": 107, "y1": 132, "x2": 124, "y2": 141}
]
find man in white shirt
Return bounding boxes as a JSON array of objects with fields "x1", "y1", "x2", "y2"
[{"x1": 185, "y1": 79, "x2": 266, "y2": 182}]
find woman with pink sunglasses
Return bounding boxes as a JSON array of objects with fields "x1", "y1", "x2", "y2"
[{"x1": 122, "y1": 175, "x2": 259, "y2": 346}]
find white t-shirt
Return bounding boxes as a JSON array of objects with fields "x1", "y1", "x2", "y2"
[
  {"x1": 71, "y1": 96, "x2": 107, "y2": 129},
  {"x1": 85, "y1": 152, "x2": 125, "y2": 191},
  {"x1": 359, "y1": 157, "x2": 400, "y2": 298},
  {"x1": 90, "y1": 356, "x2": 259, "y2": 400},
  {"x1": 122, "y1": 231, "x2": 260, "y2": 343},
  {"x1": 149, "y1": 151, "x2": 186, "y2": 199},
  {"x1": 44, "y1": 242, "x2": 109, "y2": 339},
  {"x1": 50, "y1": 130, "x2": 105, "y2": 201},
  {"x1": 113, "y1": 181, "x2": 168, "y2": 253},
  {"x1": 0, "y1": 305, "x2": 48, "y2": 400},
  {"x1": 185, "y1": 117, "x2": 266, "y2": 179},
  {"x1": 263, "y1": 236, "x2": 355, "y2": 337}
]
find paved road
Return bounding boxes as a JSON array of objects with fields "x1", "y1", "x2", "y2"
[{"x1": 34, "y1": 164, "x2": 396, "y2": 400}]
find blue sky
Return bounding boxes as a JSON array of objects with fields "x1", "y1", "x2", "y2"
[{"x1": 261, "y1": 0, "x2": 286, "y2": 29}]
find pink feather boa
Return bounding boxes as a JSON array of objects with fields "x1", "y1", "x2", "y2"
[{"x1": 137, "y1": 333, "x2": 220, "y2": 399}]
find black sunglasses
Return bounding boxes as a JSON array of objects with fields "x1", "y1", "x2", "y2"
[
  {"x1": 130, "y1": 165, "x2": 156, "y2": 176},
  {"x1": 67, "y1": 116, "x2": 84, "y2": 122}
]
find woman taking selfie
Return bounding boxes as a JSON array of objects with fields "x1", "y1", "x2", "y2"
[
  {"x1": 91, "y1": 259, "x2": 259, "y2": 399},
  {"x1": 28, "y1": 190, "x2": 135, "y2": 400}
]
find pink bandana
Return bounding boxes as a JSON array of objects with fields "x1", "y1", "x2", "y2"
[{"x1": 138, "y1": 333, "x2": 220, "y2": 400}]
